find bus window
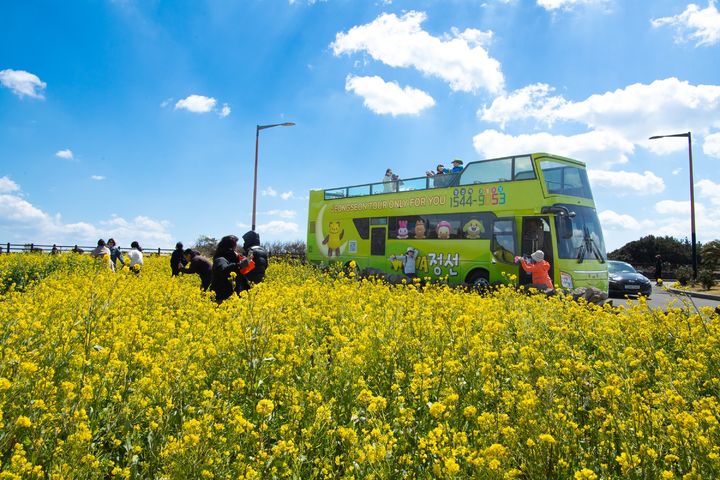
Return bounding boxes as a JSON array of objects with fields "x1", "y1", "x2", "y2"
[
  {"x1": 492, "y1": 218, "x2": 516, "y2": 263},
  {"x1": 513, "y1": 156, "x2": 536, "y2": 180},
  {"x1": 539, "y1": 160, "x2": 593, "y2": 199},
  {"x1": 388, "y1": 213, "x2": 494, "y2": 240},
  {"x1": 460, "y1": 157, "x2": 512, "y2": 185},
  {"x1": 353, "y1": 218, "x2": 370, "y2": 240},
  {"x1": 371, "y1": 227, "x2": 386, "y2": 256}
]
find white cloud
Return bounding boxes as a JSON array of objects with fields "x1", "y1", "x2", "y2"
[
  {"x1": 264, "y1": 209, "x2": 297, "y2": 219},
  {"x1": 175, "y1": 95, "x2": 217, "y2": 113},
  {"x1": 479, "y1": 78, "x2": 720, "y2": 159},
  {"x1": 697, "y1": 178, "x2": 720, "y2": 205},
  {"x1": 0, "y1": 178, "x2": 174, "y2": 247},
  {"x1": 599, "y1": 210, "x2": 644, "y2": 230},
  {"x1": 280, "y1": 191, "x2": 296, "y2": 200},
  {"x1": 160, "y1": 97, "x2": 173, "y2": 108},
  {"x1": 0, "y1": 69, "x2": 47, "y2": 99},
  {"x1": 332, "y1": 11, "x2": 504, "y2": 94},
  {"x1": 651, "y1": 1, "x2": 720, "y2": 47},
  {"x1": 704, "y1": 132, "x2": 720, "y2": 157},
  {"x1": 261, "y1": 187, "x2": 278, "y2": 197},
  {"x1": 588, "y1": 169, "x2": 665, "y2": 195},
  {"x1": 655, "y1": 199, "x2": 695, "y2": 216},
  {"x1": 255, "y1": 220, "x2": 301, "y2": 236},
  {"x1": 91, "y1": 175, "x2": 106, "y2": 181},
  {"x1": 472, "y1": 129, "x2": 634, "y2": 167},
  {"x1": 55, "y1": 149, "x2": 74, "y2": 160},
  {"x1": 0, "y1": 176, "x2": 19, "y2": 193},
  {"x1": 344, "y1": 75, "x2": 435, "y2": 116},
  {"x1": 481, "y1": 79, "x2": 720, "y2": 149},
  {"x1": 672, "y1": 168, "x2": 683, "y2": 175},
  {"x1": 219, "y1": 103, "x2": 231, "y2": 118},
  {"x1": 537, "y1": 0, "x2": 608, "y2": 11}
]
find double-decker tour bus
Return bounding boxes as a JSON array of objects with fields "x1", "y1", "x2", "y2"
[{"x1": 306, "y1": 153, "x2": 608, "y2": 291}]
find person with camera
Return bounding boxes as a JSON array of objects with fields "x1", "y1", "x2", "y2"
[
  {"x1": 383, "y1": 168, "x2": 400, "y2": 192},
  {"x1": 515, "y1": 250, "x2": 553, "y2": 291},
  {"x1": 210, "y1": 235, "x2": 255, "y2": 303}
]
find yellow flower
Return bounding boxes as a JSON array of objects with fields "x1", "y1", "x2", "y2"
[
  {"x1": 256, "y1": 399, "x2": 274, "y2": 417},
  {"x1": 15, "y1": 416, "x2": 32, "y2": 428}
]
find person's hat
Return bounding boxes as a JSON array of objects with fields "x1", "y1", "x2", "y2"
[
  {"x1": 531, "y1": 250, "x2": 544, "y2": 262},
  {"x1": 452, "y1": 159, "x2": 463, "y2": 165},
  {"x1": 406, "y1": 247, "x2": 415, "y2": 253}
]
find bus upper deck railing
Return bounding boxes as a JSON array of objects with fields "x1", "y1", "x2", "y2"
[{"x1": 323, "y1": 173, "x2": 460, "y2": 201}]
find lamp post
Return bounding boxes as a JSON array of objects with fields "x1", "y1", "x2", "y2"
[
  {"x1": 649, "y1": 132, "x2": 697, "y2": 279},
  {"x1": 252, "y1": 122, "x2": 295, "y2": 231}
]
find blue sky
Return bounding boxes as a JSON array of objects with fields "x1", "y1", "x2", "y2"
[{"x1": 1, "y1": 0, "x2": 719, "y2": 251}]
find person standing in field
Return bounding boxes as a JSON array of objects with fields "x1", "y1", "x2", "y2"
[
  {"x1": 107, "y1": 238, "x2": 125, "y2": 271},
  {"x1": 515, "y1": 250, "x2": 553, "y2": 291},
  {"x1": 91, "y1": 239, "x2": 114, "y2": 271},
  {"x1": 128, "y1": 241, "x2": 144, "y2": 273},
  {"x1": 179, "y1": 249, "x2": 212, "y2": 290},
  {"x1": 171, "y1": 242, "x2": 186, "y2": 276},
  {"x1": 654, "y1": 254, "x2": 663, "y2": 284},
  {"x1": 389, "y1": 247, "x2": 419, "y2": 278},
  {"x1": 210, "y1": 235, "x2": 254, "y2": 303}
]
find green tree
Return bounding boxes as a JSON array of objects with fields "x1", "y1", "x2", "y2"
[
  {"x1": 608, "y1": 235, "x2": 694, "y2": 267},
  {"x1": 700, "y1": 240, "x2": 720, "y2": 268},
  {"x1": 192, "y1": 235, "x2": 218, "y2": 258}
]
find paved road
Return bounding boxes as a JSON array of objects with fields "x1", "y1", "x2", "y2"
[{"x1": 611, "y1": 284, "x2": 720, "y2": 311}]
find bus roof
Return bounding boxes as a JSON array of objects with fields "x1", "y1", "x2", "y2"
[{"x1": 315, "y1": 153, "x2": 586, "y2": 200}]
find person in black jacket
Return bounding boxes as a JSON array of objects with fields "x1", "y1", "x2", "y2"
[
  {"x1": 210, "y1": 235, "x2": 252, "y2": 303},
  {"x1": 170, "y1": 242, "x2": 187, "y2": 276},
  {"x1": 242, "y1": 230, "x2": 268, "y2": 284},
  {"x1": 179, "y1": 249, "x2": 212, "y2": 290}
]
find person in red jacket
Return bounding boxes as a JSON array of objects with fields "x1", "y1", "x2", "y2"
[{"x1": 515, "y1": 250, "x2": 553, "y2": 291}]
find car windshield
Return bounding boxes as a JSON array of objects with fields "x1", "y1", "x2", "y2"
[{"x1": 609, "y1": 262, "x2": 636, "y2": 274}]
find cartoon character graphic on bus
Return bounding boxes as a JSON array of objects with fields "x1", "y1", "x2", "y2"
[
  {"x1": 414, "y1": 219, "x2": 426, "y2": 239},
  {"x1": 322, "y1": 221, "x2": 345, "y2": 257},
  {"x1": 397, "y1": 220, "x2": 409, "y2": 239},
  {"x1": 436, "y1": 221, "x2": 452, "y2": 239},
  {"x1": 463, "y1": 219, "x2": 485, "y2": 239}
]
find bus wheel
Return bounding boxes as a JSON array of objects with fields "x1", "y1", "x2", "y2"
[{"x1": 467, "y1": 270, "x2": 490, "y2": 288}]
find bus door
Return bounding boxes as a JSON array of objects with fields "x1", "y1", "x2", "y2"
[
  {"x1": 370, "y1": 217, "x2": 388, "y2": 257},
  {"x1": 491, "y1": 218, "x2": 518, "y2": 283},
  {"x1": 520, "y1": 216, "x2": 553, "y2": 286}
]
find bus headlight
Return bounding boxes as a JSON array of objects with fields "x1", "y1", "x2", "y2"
[{"x1": 560, "y1": 271, "x2": 573, "y2": 289}]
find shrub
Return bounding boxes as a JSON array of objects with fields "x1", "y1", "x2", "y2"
[
  {"x1": 697, "y1": 268, "x2": 716, "y2": 290},
  {"x1": 675, "y1": 265, "x2": 692, "y2": 286}
]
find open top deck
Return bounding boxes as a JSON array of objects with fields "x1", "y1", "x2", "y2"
[{"x1": 320, "y1": 153, "x2": 590, "y2": 201}]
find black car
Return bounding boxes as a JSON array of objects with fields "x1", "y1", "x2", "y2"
[{"x1": 608, "y1": 260, "x2": 652, "y2": 297}]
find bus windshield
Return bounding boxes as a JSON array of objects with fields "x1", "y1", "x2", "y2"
[
  {"x1": 555, "y1": 204, "x2": 606, "y2": 262},
  {"x1": 539, "y1": 160, "x2": 592, "y2": 199}
]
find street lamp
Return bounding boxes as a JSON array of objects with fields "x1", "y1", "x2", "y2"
[
  {"x1": 252, "y1": 122, "x2": 296, "y2": 231},
  {"x1": 648, "y1": 131, "x2": 697, "y2": 279}
]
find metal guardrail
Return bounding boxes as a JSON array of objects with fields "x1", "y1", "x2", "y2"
[
  {"x1": 1, "y1": 242, "x2": 174, "y2": 255},
  {"x1": 0, "y1": 242, "x2": 307, "y2": 261}
]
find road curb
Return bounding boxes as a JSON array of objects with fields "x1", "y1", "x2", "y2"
[{"x1": 667, "y1": 288, "x2": 720, "y2": 301}]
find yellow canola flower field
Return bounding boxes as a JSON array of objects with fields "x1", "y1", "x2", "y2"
[{"x1": 0, "y1": 254, "x2": 719, "y2": 479}]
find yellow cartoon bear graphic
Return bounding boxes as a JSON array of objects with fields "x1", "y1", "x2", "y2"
[
  {"x1": 322, "y1": 221, "x2": 344, "y2": 257},
  {"x1": 463, "y1": 219, "x2": 485, "y2": 239}
]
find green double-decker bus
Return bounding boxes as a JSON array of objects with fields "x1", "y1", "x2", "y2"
[{"x1": 306, "y1": 153, "x2": 608, "y2": 292}]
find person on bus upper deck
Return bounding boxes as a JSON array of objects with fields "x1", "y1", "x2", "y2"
[
  {"x1": 383, "y1": 169, "x2": 399, "y2": 192},
  {"x1": 426, "y1": 164, "x2": 448, "y2": 177},
  {"x1": 515, "y1": 250, "x2": 553, "y2": 291},
  {"x1": 450, "y1": 159, "x2": 464, "y2": 173}
]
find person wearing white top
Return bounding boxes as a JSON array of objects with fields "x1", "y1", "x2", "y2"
[{"x1": 128, "y1": 241, "x2": 144, "y2": 272}]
